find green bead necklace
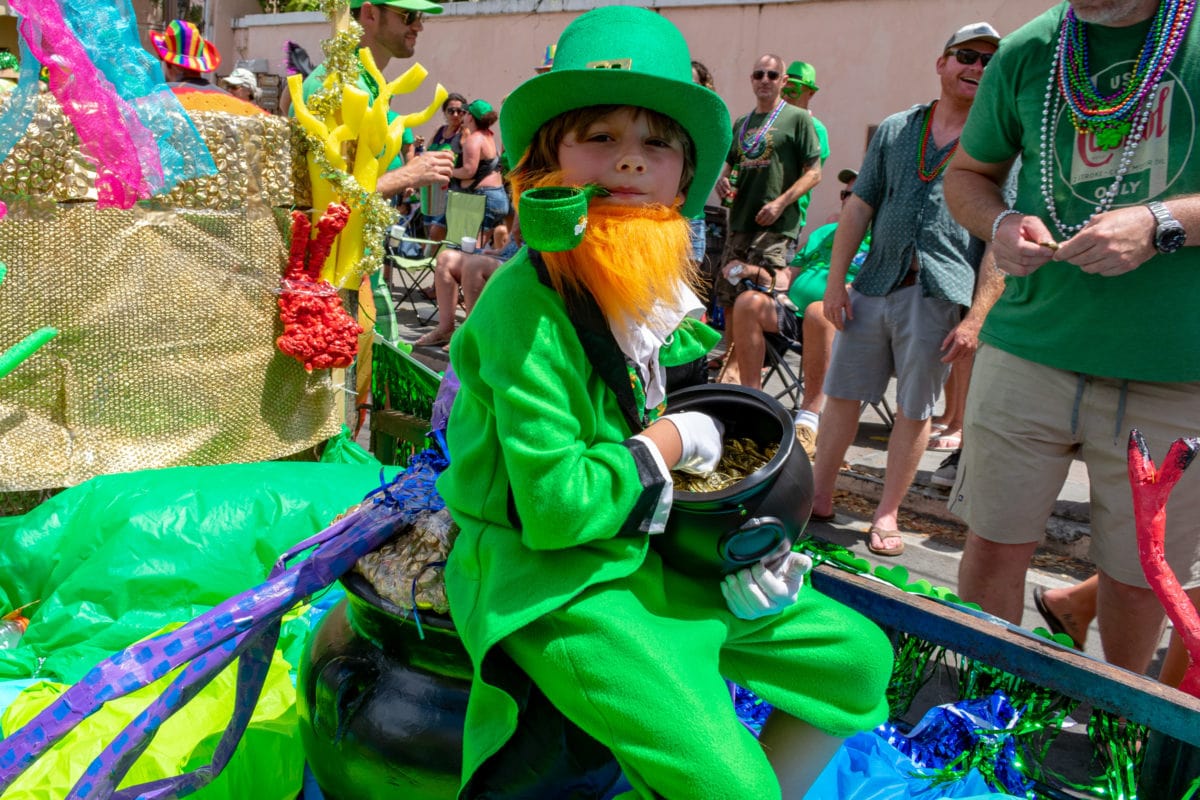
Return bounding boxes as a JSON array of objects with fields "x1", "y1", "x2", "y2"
[{"x1": 916, "y1": 101, "x2": 958, "y2": 182}]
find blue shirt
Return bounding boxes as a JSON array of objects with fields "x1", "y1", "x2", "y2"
[{"x1": 851, "y1": 103, "x2": 983, "y2": 307}]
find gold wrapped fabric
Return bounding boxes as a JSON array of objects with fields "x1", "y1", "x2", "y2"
[
  {"x1": 355, "y1": 509, "x2": 459, "y2": 614},
  {"x1": 0, "y1": 96, "x2": 340, "y2": 491},
  {"x1": 0, "y1": 96, "x2": 298, "y2": 211}
]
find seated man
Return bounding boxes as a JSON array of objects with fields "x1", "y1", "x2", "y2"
[
  {"x1": 724, "y1": 169, "x2": 868, "y2": 459},
  {"x1": 415, "y1": 221, "x2": 521, "y2": 347}
]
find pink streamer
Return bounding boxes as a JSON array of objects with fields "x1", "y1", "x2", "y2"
[{"x1": 13, "y1": 0, "x2": 162, "y2": 208}]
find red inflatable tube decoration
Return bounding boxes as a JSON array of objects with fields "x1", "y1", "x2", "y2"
[{"x1": 1127, "y1": 429, "x2": 1200, "y2": 698}]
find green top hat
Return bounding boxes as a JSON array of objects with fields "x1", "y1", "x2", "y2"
[
  {"x1": 785, "y1": 61, "x2": 818, "y2": 92},
  {"x1": 500, "y1": 6, "x2": 731, "y2": 218}
]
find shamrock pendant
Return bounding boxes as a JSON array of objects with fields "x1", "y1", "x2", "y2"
[{"x1": 1094, "y1": 119, "x2": 1132, "y2": 150}]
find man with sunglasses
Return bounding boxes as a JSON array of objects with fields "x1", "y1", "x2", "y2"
[
  {"x1": 714, "y1": 54, "x2": 822, "y2": 377},
  {"x1": 809, "y1": 22, "x2": 1003, "y2": 559},
  {"x1": 299, "y1": 0, "x2": 457, "y2": 419},
  {"x1": 946, "y1": 0, "x2": 1200, "y2": 679},
  {"x1": 782, "y1": 61, "x2": 829, "y2": 237},
  {"x1": 300, "y1": 0, "x2": 455, "y2": 200}
]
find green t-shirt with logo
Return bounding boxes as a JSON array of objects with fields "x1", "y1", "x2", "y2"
[
  {"x1": 961, "y1": 3, "x2": 1200, "y2": 381},
  {"x1": 726, "y1": 103, "x2": 820, "y2": 238}
]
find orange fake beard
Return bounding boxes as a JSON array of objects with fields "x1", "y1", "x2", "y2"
[{"x1": 514, "y1": 171, "x2": 699, "y2": 324}]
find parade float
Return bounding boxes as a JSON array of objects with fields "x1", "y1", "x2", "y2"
[{"x1": 0, "y1": 0, "x2": 1197, "y2": 798}]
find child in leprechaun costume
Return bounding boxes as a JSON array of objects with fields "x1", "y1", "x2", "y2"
[{"x1": 438, "y1": 8, "x2": 893, "y2": 798}]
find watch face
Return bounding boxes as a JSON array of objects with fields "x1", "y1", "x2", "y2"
[{"x1": 1158, "y1": 225, "x2": 1187, "y2": 253}]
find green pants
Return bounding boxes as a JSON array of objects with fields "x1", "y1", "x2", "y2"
[{"x1": 501, "y1": 552, "x2": 892, "y2": 800}]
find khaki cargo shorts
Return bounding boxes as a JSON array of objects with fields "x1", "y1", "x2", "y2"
[{"x1": 950, "y1": 345, "x2": 1200, "y2": 589}]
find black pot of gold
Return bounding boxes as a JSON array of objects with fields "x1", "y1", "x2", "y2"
[{"x1": 654, "y1": 384, "x2": 813, "y2": 577}]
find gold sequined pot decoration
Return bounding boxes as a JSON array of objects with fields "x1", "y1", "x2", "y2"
[{"x1": 0, "y1": 96, "x2": 339, "y2": 491}]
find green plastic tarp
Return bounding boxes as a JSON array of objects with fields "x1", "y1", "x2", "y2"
[{"x1": 0, "y1": 461, "x2": 398, "y2": 797}]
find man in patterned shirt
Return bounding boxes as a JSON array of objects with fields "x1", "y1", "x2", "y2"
[{"x1": 809, "y1": 22, "x2": 1003, "y2": 558}]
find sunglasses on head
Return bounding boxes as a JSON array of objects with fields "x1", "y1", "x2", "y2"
[
  {"x1": 946, "y1": 48, "x2": 993, "y2": 67},
  {"x1": 751, "y1": 69, "x2": 780, "y2": 81}
]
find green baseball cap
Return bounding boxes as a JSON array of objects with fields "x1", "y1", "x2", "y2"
[
  {"x1": 785, "y1": 61, "x2": 818, "y2": 92},
  {"x1": 348, "y1": 0, "x2": 444, "y2": 13},
  {"x1": 467, "y1": 99, "x2": 494, "y2": 120},
  {"x1": 500, "y1": 6, "x2": 731, "y2": 218}
]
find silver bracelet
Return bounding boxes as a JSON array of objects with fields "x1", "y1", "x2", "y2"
[{"x1": 991, "y1": 209, "x2": 1023, "y2": 241}]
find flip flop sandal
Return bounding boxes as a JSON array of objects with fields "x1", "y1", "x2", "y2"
[
  {"x1": 867, "y1": 525, "x2": 905, "y2": 557},
  {"x1": 928, "y1": 431, "x2": 963, "y2": 451},
  {"x1": 414, "y1": 330, "x2": 454, "y2": 347},
  {"x1": 1033, "y1": 586, "x2": 1083, "y2": 649}
]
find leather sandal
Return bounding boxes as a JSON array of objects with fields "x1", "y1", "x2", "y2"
[
  {"x1": 1033, "y1": 586, "x2": 1084, "y2": 649},
  {"x1": 867, "y1": 525, "x2": 905, "y2": 557}
]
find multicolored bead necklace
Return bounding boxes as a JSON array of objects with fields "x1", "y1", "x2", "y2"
[
  {"x1": 737, "y1": 100, "x2": 786, "y2": 159},
  {"x1": 916, "y1": 100, "x2": 958, "y2": 182},
  {"x1": 1056, "y1": 0, "x2": 1194, "y2": 150},
  {"x1": 1039, "y1": 1, "x2": 1194, "y2": 237}
]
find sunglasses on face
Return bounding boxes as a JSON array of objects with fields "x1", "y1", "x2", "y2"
[
  {"x1": 946, "y1": 48, "x2": 993, "y2": 67},
  {"x1": 387, "y1": 7, "x2": 425, "y2": 25},
  {"x1": 751, "y1": 69, "x2": 781, "y2": 81},
  {"x1": 445, "y1": 107, "x2": 466, "y2": 116}
]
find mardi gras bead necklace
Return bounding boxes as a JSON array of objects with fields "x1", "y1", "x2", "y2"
[
  {"x1": 737, "y1": 101, "x2": 786, "y2": 159},
  {"x1": 1039, "y1": 1, "x2": 1195, "y2": 238},
  {"x1": 917, "y1": 101, "x2": 958, "y2": 182},
  {"x1": 1056, "y1": 0, "x2": 1194, "y2": 149}
]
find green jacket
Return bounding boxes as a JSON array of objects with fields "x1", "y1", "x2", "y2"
[{"x1": 439, "y1": 248, "x2": 718, "y2": 791}]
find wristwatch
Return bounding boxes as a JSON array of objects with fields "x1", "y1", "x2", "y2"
[{"x1": 1146, "y1": 200, "x2": 1187, "y2": 254}]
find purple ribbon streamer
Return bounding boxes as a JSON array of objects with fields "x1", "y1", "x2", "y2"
[{"x1": 0, "y1": 450, "x2": 447, "y2": 798}]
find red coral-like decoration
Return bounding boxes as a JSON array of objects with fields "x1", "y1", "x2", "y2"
[
  {"x1": 276, "y1": 204, "x2": 364, "y2": 372},
  {"x1": 1128, "y1": 430, "x2": 1200, "y2": 698}
]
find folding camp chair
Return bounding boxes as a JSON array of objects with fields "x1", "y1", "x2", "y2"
[
  {"x1": 761, "y1": 318, "x2": 896, "y2": 430},
  {"x1": 385, "y1": 190, "x2": 487, "y2": 320}
]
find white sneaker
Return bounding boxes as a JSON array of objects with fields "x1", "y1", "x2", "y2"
[{"x1": 931, "y1": 449, "x2": 960, "y2": 488}]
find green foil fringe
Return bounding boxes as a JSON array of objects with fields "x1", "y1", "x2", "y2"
[{"x1": 796, "y1": 537, "x2": 1177, "y2": 799}]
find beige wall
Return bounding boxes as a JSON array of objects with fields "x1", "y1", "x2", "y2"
[{"x1": 226, "y1": 0, "x2": 1051, "y2": 224}]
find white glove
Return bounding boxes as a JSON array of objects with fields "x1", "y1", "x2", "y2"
[
  {"x1": 720, "y1": 551, "x2": 813, "y2": 620},
  {"x1": 664, "y1": 411, "x2": 725, "y2": 475}
]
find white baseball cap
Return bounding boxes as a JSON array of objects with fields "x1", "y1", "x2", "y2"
[{"x1": 944, "y1": 22, "x2": 1001, "y2": 51}]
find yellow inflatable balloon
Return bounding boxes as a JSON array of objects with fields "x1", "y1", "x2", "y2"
[{"x1": 289, "y1": 53, "x2": 446, "y2": 289}]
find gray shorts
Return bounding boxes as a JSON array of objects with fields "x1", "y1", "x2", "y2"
[
  {"x1": 823, "y1": 284, "x2": 960, "y2": 419},
  {"x1": 950, "y1": 344, "x2": 1200, "y2": 589}
]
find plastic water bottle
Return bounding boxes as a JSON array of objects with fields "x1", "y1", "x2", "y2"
[
  {"x1": 0, "y1": 603, "x2": 35, "y2": 649},
  {"x1": 0, "y1": 615, "x2": 27, "y2": 649}
]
